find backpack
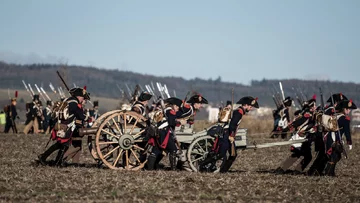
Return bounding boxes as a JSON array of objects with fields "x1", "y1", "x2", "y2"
[{"x1": 218, "y1": 107, "x2": 231, "y2": 123}]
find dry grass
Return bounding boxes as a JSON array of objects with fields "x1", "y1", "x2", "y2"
[{"x1": 1, "y1": 125, "x2": 360, "y2": 202}]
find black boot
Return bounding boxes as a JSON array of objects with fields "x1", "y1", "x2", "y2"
[
  {"x1": 54, "y1": 145, "x2": 69, "y2": 167},
  {"x1": 219, "y1": 156, "x2": 236, "y2": 173},
  {"x1": 324, "y1": 162, "x2": 336, "y2": 176},
  {"x1": 169, "y1": 152, "x2": 177, "y2": 171},
  {"x1": 147, "y1": 153, "x2": 157, "y2": 170}
]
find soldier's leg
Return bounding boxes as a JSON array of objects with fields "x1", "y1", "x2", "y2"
[
  {"x1": 219, "y1": 137, "x2": 230, "y2": 173},
  {"x1": 295, "y1": 140, "x2": 312, "y2": 171},
  {"x1": 221, "y1": 141, "x2": 238, "y2": 173},
  {"x1": 220, "y1": 140, "x2": 237, "y2": 173},
  {"x1": 63, "y1": 137, "x2": 82, "y2": 164},
  {"x1": 4, "y1": 120, "x2": 11, "y2": 133},
  {"x1": 147, "y1": 146, "x2": 162, "y2": 170},
  {"x1": 307, "y1": 133, "x2": 326, "y2": 175},
  {"x1": 23, "y1": 120, "x2": 34, "y2": 135},
  {"x1": 54, "y1": 143, "x2": 70, "y2": 166},
  {"x1": 38, "y1": 142, "x2": 63, "y2": 165},
  {"x1": 33, "y1": 118, "x2": 39, "y2": 134},
  {"x1": 167, "y1": 136, "x2": 178, "y2": 171},
  {"x1": 324, "y1": 142, "x2": 342, "y2": 176}
]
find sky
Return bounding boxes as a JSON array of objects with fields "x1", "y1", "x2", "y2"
[{"x1": 0, "y1": 0, "x2": 359, "y2": 84}]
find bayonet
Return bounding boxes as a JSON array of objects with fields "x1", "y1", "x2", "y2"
[
  {"x1": 22, "y1": 80, "x2": 33, "y2": 98},
  {"x1": 35, "y1": 84, "x2": 47, "y2": 102},
  {"x1": 49, "y1": 83, "x2": 56, "y2": 94},
  {"x1": 28, "y1": 84, "x2": 35, "y2": 96},
  {"x1": 40, "y1": 87, "x2": 52, "y2": 101},
  {"x1": 279, "y1": 81, "x2": 285, "y2": 100}
]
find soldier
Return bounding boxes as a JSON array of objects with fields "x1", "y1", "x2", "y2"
[
  {"x1": 275, "y1": 96, "x2": 317, "y2": 174},
  {"x1": 307, "y1": 93, "x2": 348, "y2": 176},
  {"x1": 271, "y1": 97, "x2": 293, "y2": 139},
  {"x1": 322, "y1": 99, "x2": 355, "y2": 176},
  {"x1": 42, "y1": 100, "x2": 53, "y2": 134},
  {"x1": 178, "y1": 94, "x2": 208, "y2": 126},
  {"x1": 37, "y1": 101, "x2": 44, "y2": 133},
  {"x1": 38, "y1": 87, "x2": 90, "y2": 166},
  {"x1": 4, "y1": 93, "x2": 18, "y2": 133},
  {"x1": 23, "y1": 94, "x2": 42, "y2": 135},
  {"x1": 147, "y1": 97, "x2": 183, "y2": 170},
  {"x1": 131, "y1": 91, "x2": 153, "y2": 117},
  {"x1": 218, "y1": 96, "x2": 259, "y2": 173},
  {"x1": 324, "y1": 93, "x2": 348, "y2": 115}
]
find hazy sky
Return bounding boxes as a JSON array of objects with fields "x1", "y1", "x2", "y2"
[{"x1": 1, "y1": 0, "x2": 359, "y2": 84}]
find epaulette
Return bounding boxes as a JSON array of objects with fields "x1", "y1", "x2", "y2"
[
  {"x1": 170, "y1": 110, "x2": 176, "y2": 115},
  {"x1": 238, "y1": 108, "x2": 244, "y2": 115},
  {"x1": 77, "y1": 104, "x2": 83, "y2": 109},
  {"x1": 345, "y1": 116, "x2": 350, "y2": 121},
  {"x1": 183, "y1": 103, "x2": 191, "y2": 109}
]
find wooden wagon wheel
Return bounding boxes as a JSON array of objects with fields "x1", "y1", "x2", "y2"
[
  {"x1": 87, "y1": 110, "x2": 122, "y2": 162},
  {"x1": 95, "y1": 111, "x2": 148, "y2": 170},
  {"x1": 187, "y1": 135, "x2": 223, "y2": 173}
]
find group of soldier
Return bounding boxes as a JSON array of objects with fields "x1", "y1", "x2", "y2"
[
  {"x1": 3, "y1": 92, "x2": 100, "y2": 135},
  {"x1": 2, "y1": 85, "x2": 356, "y2": 177},
  {"x1": 32, "y1": 85, "x2": 261, "y2": 173},
  {"x1": 271, "y1": 93, "x2": 355, "y2": 176}
]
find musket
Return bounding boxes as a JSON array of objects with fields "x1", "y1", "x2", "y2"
[
  {"x1": 129, "y1": 84, "x2": 140, "y2": 104},
  {"x1": 230, "y1": 88, "x2": 236, "y2": 156},
  {"x1": 319, "y1": 88, "x2": 325, "y2": 112},
  {"x1": 272, "y1": 96, "x2": 280, "y2": 109},
  {"x1": 56, "y1": 71, "x2": 70, "y2": 91},
  {"x1": 292, "y1": 87, "x2": 303, "y2": 108},
  {"x1": 40, "y1": 87, "x2": 52, "y2": 101},
  {"x1": 145, "y1": 85, "x2": 155, "y2": 100},
  {"x1": 35, "y1": 84, "x2": 47, "y2": 103},
  {"x1": 22, "y1": 80, "x2": 33, "y2": 98},
  {"x1": 173, "y1": 90, "x2": 177, "y2": 97},
  {"x1": 116, "y1": 84, "x2": 128, "y2": 101},
  {"x1": 28, "y1": 84, "x2": 35, "y2": 96},
  {"x1": 163, "y1": 84, "x2": 171, "y2": 98},
  {"x1": 150, "y1": 82, "x2": 156, "y2": 95},
  {"x1": 138, "y1": 84, "x2": 144, "y2": 92},
  {"x1": 148, "y1": 85, "x2": 158, "y2": 99},
  {"x1": 330, "y1": 92, "x2": 348, "y2": 159},
  {"x1": 183, "y1": 91, "x2": 191, "y2": 103},
  {"x1": 125, "y1": 83, "x2": 133, "y2": 98},
  {"x1": 270, "y1": 87, "x2": 280, "y2": 108},
  {"x1": 156, "y1": 82, "x2": 165, "y2": 99}
]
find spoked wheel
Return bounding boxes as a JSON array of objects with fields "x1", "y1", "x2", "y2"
[
  {"x1": 95, "y1": 111, "x2": 148, "y2": 170},
  {"x1": 87, "y1": 110, "x2": 122, "y2": 162},
  {"x1": 187, "y1": 135, "x2": 223, "y2": 173}
]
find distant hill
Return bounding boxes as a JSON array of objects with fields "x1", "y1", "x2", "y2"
[{"x1": 1, "y1": 61, "x2": 359, "y2": 108}]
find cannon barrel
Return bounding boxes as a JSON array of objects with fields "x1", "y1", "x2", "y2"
[{"x1": 79, "y1": 127, "x2": 98, "y2": 137}]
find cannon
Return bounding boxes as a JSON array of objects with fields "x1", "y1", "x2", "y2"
[{"x1": 78, "y1": 109, "x2": 306, "y2": 171}]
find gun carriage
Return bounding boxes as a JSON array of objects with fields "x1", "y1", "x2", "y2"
[{"x1": 78, "y1": 108, "x2": 306, "y2": 172}]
